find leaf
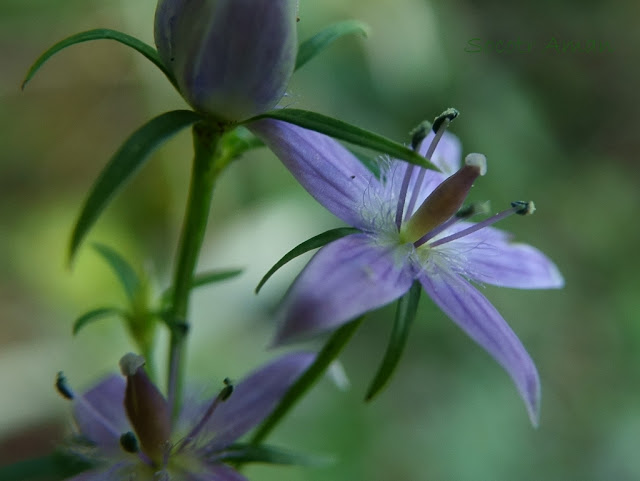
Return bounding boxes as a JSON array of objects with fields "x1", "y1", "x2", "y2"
[
  {"x1": 365, "y1": 281, "x2": 422, "y2": 401},
  {"x1": 68, "y1": 110, "x2": 204, "y2": 263},
  {"x1": 22, "y1": 28, "x2": 177, "y2": 90},
  {"x1": 220, "y1": 443, "x2": 333, "y2": 467},
  {"x1": 160, "y1": 268, "x2": 244, "y2": 303},
  {"x1": 92, "y1": 243, "x2": 141, "y2": 303},
  {"x1": 295, "y1": 20, "x2": 370, "y2": 71},
  {"x1": 250, "y1": 317, "x2": 364, "y2": 445},
  {"x1": 255, "y1": 227, "x2": 360, "y2": 294},
  {"x1": 72, "y1": 307, "x2": 124, "y2": 336},
  {"x1": 246, "y1": 109, "x2": 438, "y2": 170}
]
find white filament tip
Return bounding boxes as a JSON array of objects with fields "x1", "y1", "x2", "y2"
[
  {"x1": 464, "y1": 153, "x2": 487, "y2": 176},
  {"x1": 119, "y1": 353, "x2": 145, "y2": 377}
]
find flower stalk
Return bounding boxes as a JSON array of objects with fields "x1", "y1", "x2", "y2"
[{"x1": 167, "y1": 121, "x2": 224, "y2": 421}]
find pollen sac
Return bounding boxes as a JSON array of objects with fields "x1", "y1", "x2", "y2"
[
  {"x1": 154, "y1": 0, "x2": 298, "y2": 122},
  {"x1": 120, "y1": 353, "x2": 170, "y2": 464},
  {"x1": 55, "y1": 371, "x2": 74, "y2": 400},
  {"x1": 404, "y1": 153, "x2": 487, "y2": 242}
]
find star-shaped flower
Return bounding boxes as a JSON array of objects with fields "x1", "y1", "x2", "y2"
[
  {"x1": 61, "y1": 352, "x2": 314, "y2": 480},
  {"x1": 250, "y1": 118, "x2": 564, "y2": 424}
]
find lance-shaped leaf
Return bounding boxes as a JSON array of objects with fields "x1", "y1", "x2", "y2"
[
  {"x1": 160, "y1": 268, "x2": 244, "y2": 304},
  {"x1": 93, "y1": 243, "x2": 141, "y2": 303},
  {"x1": 220, "y1": 443, "x2": 333, "y2": 467},
  {"x1": 68, "y1": 110, "x2": 204, "y2": 263},
  {"x1": 246, "y1": 109, "x2": 437, "y2": 170},
  {"x1": 365, "y1": 281, "x2": 422, "y2": 401},
  {"x1": 250, "y1": 317, "x2": 364, "y2": 445},
  {"x1": 295, "y1": 20, "x2": 370, "y2": 71},
  {"x1": 72, "y1": 307, "x2": 125, "y2": 336},
  {"x1": 255, "y1": 227, "x2": 360, "y2": 294},
  {"x1": 22, "y1": 28, "x2": 177, "y2": 90}
]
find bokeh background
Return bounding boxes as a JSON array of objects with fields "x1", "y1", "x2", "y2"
[{"x1": 1, "y1": 0, "x2": 639, "y2": 479}]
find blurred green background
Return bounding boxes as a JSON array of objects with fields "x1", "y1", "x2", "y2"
[{"x1": 1, "y1": 0, "x2": 638, "y2": 479}]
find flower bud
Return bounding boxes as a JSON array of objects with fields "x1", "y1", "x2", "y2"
[{"x1": 154, "y1": 0, "x2": 298, "y2": 122}]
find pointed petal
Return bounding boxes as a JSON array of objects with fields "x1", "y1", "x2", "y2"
[
  {"x1": 185, "y1": 465, "x2": 249, "y2": 481},
  {"x1": 198, "y1": 352, "x2": 315, "y2": 450},
  {"x1": 275, "y1": 234, "x2": 415, "y2": 344},
  {"x1": 65, "y1": 464, "x2": 132, "y2": 481},
  {"x1": 73, "y1": 375, "x2": 129, "y2": 450},
  {"x1": 248, "y1": 119, "x2": 377, "y2": 229},
  {"x1": 443, "y1": 225, "x2": 564, "y2": 289},
  {"x1": 417, "y1": 130, "x2": 462, "y2": 176},
  {"x1": 418, "y1": 264, "x2": 541, "y2": 425}
]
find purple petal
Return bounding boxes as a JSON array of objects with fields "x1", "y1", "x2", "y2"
[
  {"x1": 417, "y1": 130, "x2": 462, "y2": 176},
  {"x1": 65, "y1": 463, "x2": 132, "y2": 481},
  {"x1": 418, "y1": 264, "x2": 541, "y2": 425},
  {"x1": 155, "y1": 0, "x2": 297, "y2": 120},
  {"x1": 274, "y1": 234, "x2": 415, "y2": 345},
  {"x1": 440, "y1": 224, "x2": 564, "y2": 289},
  {"x1": 185, "y1": 465, "x2": 249, "y2": 481},
  {"x1": 249, "y1": 119, "x2": 377, "y2": 229},
  {"x1": 73, "y1": 375, "x2": 129, "y2": 450},
  {"x1": 197, "y1": 352, "x2": 315, "y2": 451}
]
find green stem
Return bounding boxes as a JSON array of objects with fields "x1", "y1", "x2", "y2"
[
  {"x1": 167, "y1": 122, "x2": 223, "y2": 420},
  {"x1": 250, "y1": 317, "x2": 364, "y2": 445}
]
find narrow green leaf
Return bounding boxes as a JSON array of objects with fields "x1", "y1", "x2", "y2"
[
  {"x1": 365, "y1": 281, "x2": 422, "y2": 401},
  {"x1": 22, "y1": 28, "x2": 177, "y2": 90},
  {"x1": 192, "y1": 268, "x2": 244, "y2": 289},
  {"x1": 255, "y1": 227, "x2": 360, "y2": 294},
  {"x1": 221, "y1": 443, "x2": 333, "y2": 467},
  {"x1": 250, "y1": 317, "x2": 364, "y2": 445},
  {"x1": 160, "y1": 268, "x2": 244, "y2": 304},
  {"x1": 246, "y1": 109, "x2": 438, "y2": 171},
  {"x1": 295, "y1": 20, "x2": 370, "y2": 71},
  {"x1": 92, "y1": 243, "x2": 141, "y2": 303},
  {"x1": 68, "y1": 110, "x2": 204, "y2": 262},
  {"x1": 72, "y1": 306, "x2": 124, "y2": 336}
]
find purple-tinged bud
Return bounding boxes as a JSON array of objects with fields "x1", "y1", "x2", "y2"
[
  {"x1": 403, "y1": 153, "x2": 486, "y2": 243},
  {"x1": 154, "y1": 0, "x2": 298, "y2": 122},
  {"x1": 119, "y1": 353, "x2": 170, "y2": 465}
]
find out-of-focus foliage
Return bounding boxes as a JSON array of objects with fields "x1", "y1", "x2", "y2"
[{"x1": 1, "y1": 0, "x2": 638, "y2": 479}]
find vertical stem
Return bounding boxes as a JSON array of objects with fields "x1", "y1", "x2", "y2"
[{"x1": 167, "y1": 122, "x2": 223, "y2": 421}]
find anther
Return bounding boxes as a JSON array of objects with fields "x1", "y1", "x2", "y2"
[
  {"x1": 55, "y1": 371, "x2": 74, "y2": 400},
  {"x1": 120, "y1": 431, "x2": 140, "y2": 453},
  {"x1": 221, "y1": 378, "x2": 234, "y2": 401},
  {"x1": 432, "y1": 108, "x2": 459, "y2": 133},
  {"x1": 456, "y1": 201, "x2": 491, "y2": 219},
  {"x1": 410, "y1": 121, "x2": 433, "y2": 151},
  {"x1": 512, "y1": 200, "x2": 535, "y2": 215}
]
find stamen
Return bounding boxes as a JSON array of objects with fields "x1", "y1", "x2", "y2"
[
  {"x1": 120, "y1": 431, "x2": 140, "y2": 453},
  {"x1": 55, "y1": 371, "x2": 74, "y2": 400},
  {"x1": 414, "y1": 201, "x2": 490, "y2": 248},
  {"x1": 428, "y1": 201, "x2": 535, "y2": 247},
  {"x1": 180, "y1": 379, "x2": 235, "y2": 450},
  {"x1": 405, "y1": 108, "x2": 460, "y2": 217},
  {"x1": 396, "y1": 109, "x2": 459, "y2": 230}
]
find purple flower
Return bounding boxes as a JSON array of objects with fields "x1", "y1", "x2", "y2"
[
  {"x1": 154, "y1": 0, "x2": 298, "y2": 122},
  {"x1": 64, "y1": 352, "x2": 314, "y2": 480},
  {"x1": 250, "y1": 119, "x2": 564, "y2": 425}
]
